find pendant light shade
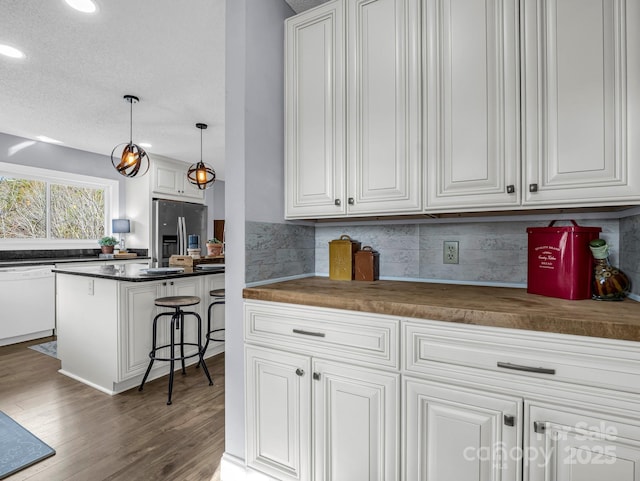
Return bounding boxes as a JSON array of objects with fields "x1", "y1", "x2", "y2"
[
  {"x1": 187, "y1": 123, "x2": 216, "y2": 190},
  {"x1": 111, "y1": 95, "x2": 149, "y2": 178}
]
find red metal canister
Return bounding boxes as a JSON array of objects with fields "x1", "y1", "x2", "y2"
[{"x1": 527, "y1": 220, "x2": 601, "y2": 300}]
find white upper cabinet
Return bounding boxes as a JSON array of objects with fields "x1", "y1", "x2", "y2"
[
  {"x1": 346, "y1": 0, "x2": 422, "y2": 215},
  {"x1": 151, "y1": 156, "x2": 205, "y2": 203},
  {"x1": 285, "y1": 0, "x2": 640, "y2": 219},
  {"x1": 425, "y1": 0, "x2": 520, "y2": 210},
  {"x1": 285, "y1": 1, "x2": 346, "y2": 218},
  {"x1": 522, "y1": 0, "x2": 640, "y2": 206},
  {"x1": 285, "y1": 0, "x2": 421, "y2": 219}
]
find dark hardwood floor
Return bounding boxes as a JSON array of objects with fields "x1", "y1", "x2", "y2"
[{"x1": 0, "y1": 337, "x2": 224, "y2": 481}]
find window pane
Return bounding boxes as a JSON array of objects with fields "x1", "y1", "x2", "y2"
[
  {"x1": 50, "y1": 184, "x2": 105, "y2": 239},
  {"x1": 0, "y1": 176, "x2": 46, "y2": 238}
]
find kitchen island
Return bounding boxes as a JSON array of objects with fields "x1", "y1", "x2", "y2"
[{"x1": 54, "y1": 264, "x2": 225, "y2": 394}]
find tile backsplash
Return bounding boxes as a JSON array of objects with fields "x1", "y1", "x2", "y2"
[
  {"x1": 246, "y1": 215, "x2": 637, "y2": 296},
  {"x1": 245, "y1": 221, "x2": 315, "y2": 283},
  {"x1": 316, "y1": 218, "x2": 621, "y2": 286}
]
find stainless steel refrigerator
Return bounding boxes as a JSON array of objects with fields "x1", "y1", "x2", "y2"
[{"x1": 152, "y1": 199, "x2": 208, "y2": 267}]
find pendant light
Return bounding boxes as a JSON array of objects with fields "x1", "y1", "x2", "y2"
[
  {"x1": 187, "y1": 123, "x2": 216, "y2": 190},
  {"x1": 111, "y1": 95, "x2": 150, "y2": 178}
]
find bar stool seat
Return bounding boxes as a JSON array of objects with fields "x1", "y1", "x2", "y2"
[{"x1": 139, "y1": 295, "x2": 213, "y2": 405}]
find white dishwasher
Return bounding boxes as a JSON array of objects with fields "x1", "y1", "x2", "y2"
[{"x1": 0, "y1": 265, "x2": 56, "y2": 346}]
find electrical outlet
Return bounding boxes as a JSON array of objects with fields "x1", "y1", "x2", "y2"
[{"x1": 443, "y1": 241, "x2": 459, "y2": 264}]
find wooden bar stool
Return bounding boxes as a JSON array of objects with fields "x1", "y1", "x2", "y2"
[{"x1": 138, "y1": 295, "x2": 213, "y2": 405}]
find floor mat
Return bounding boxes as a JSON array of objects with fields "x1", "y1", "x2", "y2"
[
  {"x1": 0, "y1": 411, "x2": 55, "y2": 479},
  {"x1": 28, "y1": 341, "x2": 57, "y2": 359}
]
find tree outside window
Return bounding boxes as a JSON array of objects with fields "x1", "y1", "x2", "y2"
[{"x1": 0, "y1": 175, "x2": 106, "y2": 240}]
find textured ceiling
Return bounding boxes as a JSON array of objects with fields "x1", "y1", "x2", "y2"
[
  {"x1": 0, "y1": 0, "x2": 226, "y2": 179},
  {"x1": 284, "y1": 0, "x2": 330, "y2": 13}
]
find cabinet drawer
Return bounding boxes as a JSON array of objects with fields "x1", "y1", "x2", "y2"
[
  {"x1": 245, "y1": 301, "x2": 399, "y2": 369},
  {"x1": 404, "y1": 319, "x2": 640, "y2": 394}
]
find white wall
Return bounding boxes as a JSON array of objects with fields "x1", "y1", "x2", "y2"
[{"x1": 224, "y1": 0, "x2": 293, "y2": 461}]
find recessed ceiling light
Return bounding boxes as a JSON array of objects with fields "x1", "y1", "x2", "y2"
[
  {"x1": 64, "y1": 0, "x2": 97, "y2": 14},
  {"x1": 138, "y1": 142, "x2": 152, "y2": 148},
  {"x1": 37, "y1": 136, "x2": 63, "y2": 144},
  {"x1": 0, "y1": 44, "x2": 25, "y2": 59}
]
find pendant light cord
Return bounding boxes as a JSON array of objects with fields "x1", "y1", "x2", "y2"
[{"x1": 129, "y1": 99, "x2": 133, "y2": 143}]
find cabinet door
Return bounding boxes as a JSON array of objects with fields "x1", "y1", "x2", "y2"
[
  {"x1": 313, "y1": 359, "x2": 399, "y2": 481},
  {"x1": 522, "y1": 0, "x2": 640, "y2": 206},
  {"x1": 152, "y1": 158, "x2": 205, "y2": 201},
  {"x1": 285, "y1": 1, "x2": 346, "y2": 218},
  {"x1": 527, "y1": 402, "x2": 640, "y2": 481},
  {"x1": 246, "y1": 346, "x2": 312, "y2": 481},
  {"x1": 119, "y1": 280, "x2": 165, "y2": 381},
  {"x1": 424, "y1": 0, "x2": 520, "y2": 211},
  {"x1": 403, "y1": 376, "x2": 522, "y2": 481},
  {"x1": 154, "y1": 161, "x2": 182, "y2": 196},
  {"x1": 347, "y1": 0, "x2": 421, "y2": 214}
]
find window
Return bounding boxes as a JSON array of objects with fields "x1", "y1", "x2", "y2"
[{"x1": 0, "y1": 162, "x2": 119, "y2": 248}]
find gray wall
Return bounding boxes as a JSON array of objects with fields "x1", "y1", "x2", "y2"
[
  {"x1": 225, "y1": 0, "x2": 294, "y2": 461},
  {"x1": 0, "y1": 132, "x2": 127, "y2": 216}
]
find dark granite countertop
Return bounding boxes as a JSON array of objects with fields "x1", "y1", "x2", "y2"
[
  {"x1": 0, "y1": 248, "x2": 150, "y2": 268},
  {"x1": 53, "y1": 264, "x2": 225, "y2": 281}
]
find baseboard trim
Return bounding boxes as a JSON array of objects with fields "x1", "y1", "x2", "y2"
[{"x1": 219, "y1": 453, "x2": 279, "y2": 481}]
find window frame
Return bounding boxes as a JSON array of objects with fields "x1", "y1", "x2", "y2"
[{"x1": 0, "y1": 162, "x2": 119, "y2": 249}]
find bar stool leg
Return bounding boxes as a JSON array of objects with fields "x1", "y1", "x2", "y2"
[
  {"x1": 167, "y1": 311, "x2": 180, "y2": 405},
  {"x1": 179, "y1": 310, "x2": 186, "y2": 375},
  {"x1": 194, "y1": 311, "x2": 213, "y2": 386},
  {"x1": 139, "y1": 311, "x2": 163, "y2": 392}
]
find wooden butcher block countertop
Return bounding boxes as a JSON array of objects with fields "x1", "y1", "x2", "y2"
[{"x1": 243, "y1": 277, "x2": 640, "y2": 343}]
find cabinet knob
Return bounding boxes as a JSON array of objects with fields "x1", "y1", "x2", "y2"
[
  {"x1": 529, "y1": 183, "x2": 538, "y2": 193},
  {"x1": 295, "y1": 368, "x2": 305, "y2": 377},
  {"x1": 312, "y1": 372, "x2": 321, "y2": 381},
  {"x1": 506, "y1": 185, "x2": 515, "y2": 194},
  {"x1": 170, "y1": 281, "x2": 174, "y2": 286},
  {"x1": 348, "y1": 197, "x2": 354, "y2": 205},
  {"x1": 334, "y1": 199, "x2": 341, "y2": 206}
]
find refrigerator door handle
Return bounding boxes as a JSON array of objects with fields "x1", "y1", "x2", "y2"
[{"x1": 178, "y1": 216, "x2": 187, "y2": 255}]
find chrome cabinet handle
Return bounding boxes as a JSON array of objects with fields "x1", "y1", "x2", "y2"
[
  {"x1": 497, "y1": 361, "x2": 555, "y2": 375},
  {"x1": 313, "y1": 372, "x2": 321, "y2": 381},
  {"x1": 506, "y1": 185, "x2": 515, "y2": 194},
  {"x1": 348, "y1": 197, "x2": 354, "y2": 205},
  {"x1": 292, "y1": 329, "x2": 326, "y2": 338},
  {"x1": 295, "y1": 368, "x2": 304, "y2": 376},
  {"x1": 529, "y1": 183, "x2": 538, "y2": 192},
  {"x1": 334, "y1": 199, "x2": 341, "y2": 206}
]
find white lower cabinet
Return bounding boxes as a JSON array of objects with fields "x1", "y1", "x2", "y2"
[
  {"x1": 526, "y1": 402, "x2": 640, "y2": 481},
  {"x1": 245, "y1": 346, "x2": 399, "y2": 481},
  {"x1": 244, "y1": 302, "x2": 640, "y2": 481},
  {"x1": 403, "y1": 377, "x2": 521, "y2": 481},
  {"x1": 244, "y1": 301, "x2": 400, "y2": 481}
]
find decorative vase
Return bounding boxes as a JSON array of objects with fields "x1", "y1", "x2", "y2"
[
  {"x1": 589, "y1": 239, "x2": 630, "y2": 300},
  {"x1": 101, "y1": 245, "x2": 114, "y2": 254},
  {"x1": 207, "y1": 243, "x2": 223, "y2": 256}
]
